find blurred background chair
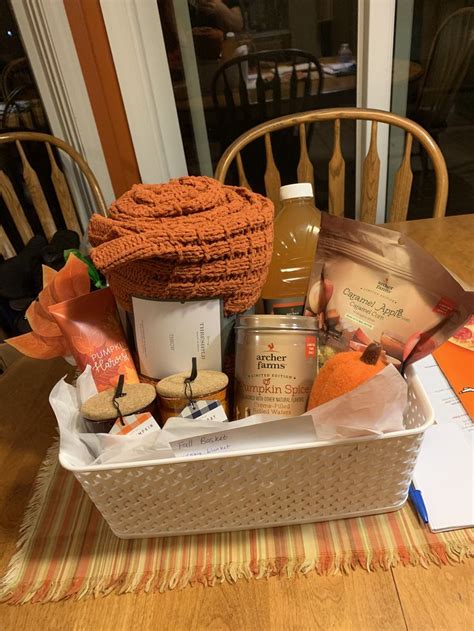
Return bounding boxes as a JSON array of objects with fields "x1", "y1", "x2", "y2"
[
  {"x1": 0, "y1": 57, "x2": 48, "y2": 132},
  {"x1": 0, "y1": 130, "x2": 107, "y2": 259},
  {"x1": 1, "y1": 84, "x2": 48, "y2": 131},
  {"x1": 215, "y1": 107, "x2": 448, "y2": 221},
  {"x1": 411, "y1": 7, "x2": 474, "y2": 141},
  {"x1": 1, "y1": 57, "x2": 33, "y2": 98},
  {"x1": 0, "y1": 131, "x2": 107, "y2": 338},
  {"x1": 211, "y1": 48, "x2": 324, "y2": 188},
  {"x1": 212, "y1": 48, "x2": 324, "y2": 146}
]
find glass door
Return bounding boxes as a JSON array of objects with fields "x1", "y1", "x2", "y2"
[
  {"x1": 388, "y1": 0, "x2": 474, "y2": 219},
  {"x1": 158, "y1": 0, "x2": 359, "y2": 212}
]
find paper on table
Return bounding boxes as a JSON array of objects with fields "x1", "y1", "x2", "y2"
[
  {"x1": 321, "y1": 61, "x2": 356, "y2": 75},
  {"x1": 168, "y1": 415, "x2": 316, "y2": 458},
  {"x1": 413, "y1": 354, "x2": 472, "y2": 436},
  {"x1": 413, "y1": 424, "x2": 473, "y2": 532},
  {"x1": 433, "y1": 320, "x2": 474, "y2": 420},
  {"x1": 412, "y1": 354, "x2": 474, "y2": 532}
]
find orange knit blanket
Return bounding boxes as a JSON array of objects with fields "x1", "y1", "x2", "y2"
[{"x1": 88, "y1": 177, "x2": 274, "y2": 315}]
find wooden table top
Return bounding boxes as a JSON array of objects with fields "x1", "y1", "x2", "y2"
[
  {"x1": 0, "y1": 214, "x2": 472, "y2": 630},
  {"x1": 384, "y1": 214, "x2": 474, "y2": 288}
]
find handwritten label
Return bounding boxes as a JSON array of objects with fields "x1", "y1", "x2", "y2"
[{"x1": 169, "y1": 415, "x2": 316, "y2": 458}]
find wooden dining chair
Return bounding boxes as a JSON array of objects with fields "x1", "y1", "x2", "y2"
[
  {"x1": 211, "y1": 48, "x2": 324, "y2": 150},
  {"x1": 412, "y1": 7, "x2": 474, "y2": 138},
  {"x1": 1, "y1": 84, "x2": 48, "y2": 131},
  {"x1": 1, "y1": 57, "x2": 33, "y2": 99},
  {"x1": 214, "y1": 107, "x2": 448, "y2": 222},
  {"x1": 0, "y1": 131, "x2": 107, "y2": 259}
]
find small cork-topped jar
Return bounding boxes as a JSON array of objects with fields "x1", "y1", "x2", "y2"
[
  {"x1": 81, "y1": 382, "x2": 157, "y2": 433},
  {"x1": 156, "y1": 370, "x2": 229, "y2": 424}
]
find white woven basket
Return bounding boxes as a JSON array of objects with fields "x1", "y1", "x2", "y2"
[{"x1": 60, "y1": 366, "x2": 433, "y2": 539}]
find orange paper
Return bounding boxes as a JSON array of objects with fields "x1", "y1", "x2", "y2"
[
  {"x1": 433, "y1": 315, "x2": 474, "y2": 420},
  {"x1": 6, "y1": 254, "x2": 91, "y2": 360}
]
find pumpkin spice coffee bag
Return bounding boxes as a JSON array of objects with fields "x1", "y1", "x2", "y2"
[{"x1": 305, "y1": 214, "x2": 473, "y2": 370}]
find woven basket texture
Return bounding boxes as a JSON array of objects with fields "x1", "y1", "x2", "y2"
[{"x1": 70, "y1": 376, "x2": 431, "y2": 538}]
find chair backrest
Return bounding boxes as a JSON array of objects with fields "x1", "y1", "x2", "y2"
[
  {"x1": 1, "y1": 57, "x2": 33, "y2": 99},
  {"x1": 211, "y1": 48, "x2": 324, "y2": 147},
  {"x1": 415, "y1": 7, "x2": 474, "y2": 131},
  {"x1": 214, "y1": 107, "x2": 448, "y2": 222},
  {"x1": 0, "y1": 131, "x2": 107, "y2": 259},
  {"x1": 1, "y1": 84, "x2": 48, "y2": 131}
]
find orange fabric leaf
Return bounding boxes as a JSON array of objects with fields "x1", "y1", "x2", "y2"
[
  {"x1": 25, "y1": 301, "x2": 62, "y2": 338},
  {"x1": 38, "y1": 282, "x2": 59, "y2": 321},
  {"x1": 5, "y1": 331, "x2": 70, "y2": 359},
  {"x1": 53, "y1": 254, "x2": 90, "y2": 303},
  {"x1": 42, "y1": 265, "x2": 57, "y2": 289}
]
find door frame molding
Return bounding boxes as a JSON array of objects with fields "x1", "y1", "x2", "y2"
[
  {"x1": 11, "y1": 0, "x2": 115, "y2": 220},
  {"x1": 357, "y1": 0, "x2": 396, "y2": 223},
  {"x1": 100, "y1": 0, "x2": 187, "y2": 183}
]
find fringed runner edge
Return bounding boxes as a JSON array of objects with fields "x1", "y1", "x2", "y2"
[{"x1": 1, "y1": 441, "x2": 473, "y2": 605}]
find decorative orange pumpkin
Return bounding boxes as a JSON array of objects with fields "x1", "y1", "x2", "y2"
[{"x1": 307, "y1": 343, "x2": 385, "y2": 409}]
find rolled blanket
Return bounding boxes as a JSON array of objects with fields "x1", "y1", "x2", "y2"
[{"x1": 88, "y1": 176, "x2": 274, "y2": 315}]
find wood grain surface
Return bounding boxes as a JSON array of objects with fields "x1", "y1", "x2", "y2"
[
  {"x1": 296, "y1": 123, "x2": 315, "y2": 196},
  {"x1": 384, "y1": 214, "x2": 474, "y2": 287},
  {"x1": 0, "y1": 215, "x2": 472, "y2": 630},
  {"x1": 264, "y1": 133, "x2": 281, "y2": 215},
  {"x1": 360, "y1": 121, "x2": 380, "y2": 224},
  {"x1": 328, "y1": 119, "x2": 345, "y2": 217},
  {"x1": 215, "y1": 107, "x2": 449, "y2": 221},
  {"x1": 388, "y1": 133, "x2": 413, "y2": 223}
]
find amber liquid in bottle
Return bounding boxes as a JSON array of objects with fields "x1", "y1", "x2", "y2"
[{"x1": 262, "y1": 184, "x2": 321, "y2": 315}]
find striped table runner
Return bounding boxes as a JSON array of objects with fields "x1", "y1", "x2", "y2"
[{"x1": 1, "y1": 441, "x2": 473, "y2": 604}]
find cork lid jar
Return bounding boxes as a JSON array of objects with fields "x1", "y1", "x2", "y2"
[
  {"x1": 156, "y1": 370, "x2": 229, "y2": 424},
  {"x1": 81, "y1": 382, "x2": 156, "y2": 433},
  {"x1": 156, "y1": 370, "x2": 228, "y2": 399}
]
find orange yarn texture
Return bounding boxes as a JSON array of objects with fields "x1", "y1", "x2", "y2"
[{"x1": 88, "y1": 177, "x2": 274, "y2": 315}]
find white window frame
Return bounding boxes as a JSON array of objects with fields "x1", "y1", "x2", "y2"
[
  {"x1": 100, "y1": 0, "x2": 188, "y2": 183},
  {"x1": 11, "y1": 0, "x2": 115, "y2": 225},
  {"x1": 356, "y1": 0, "x2": 396, "y2": 223}
]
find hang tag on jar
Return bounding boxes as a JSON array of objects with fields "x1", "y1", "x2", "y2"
[{"x1": 179, "y1": 400, "x2": 228, "y2": 423}]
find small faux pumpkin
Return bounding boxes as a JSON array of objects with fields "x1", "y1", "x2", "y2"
[{"x1": 307, "y1": 343, "x2": 385, "y2": 409}]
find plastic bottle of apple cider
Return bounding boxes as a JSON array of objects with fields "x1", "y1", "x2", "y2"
[{"x1": 262, "y1": 183, "x2": 321, "y2": 315}]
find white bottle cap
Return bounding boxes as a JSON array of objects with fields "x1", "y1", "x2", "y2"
[{"x1": 280, "y1": 183, "x2": 313, "y2": 201}]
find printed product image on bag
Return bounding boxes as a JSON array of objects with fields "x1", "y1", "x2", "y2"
[{"x1": 305, "y1": 214, "x2": 473, "y2": 369}]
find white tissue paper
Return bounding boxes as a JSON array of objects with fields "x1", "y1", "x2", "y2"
[
  {"x1": 50, "y1": 364, "x2": 407, "y2": 469},
  {"x1": 50, "y1": 365, "x2": 173, "y2": 467},
  {"x1": 306, "y1": 364, "x2": 407, "y2": 439}
]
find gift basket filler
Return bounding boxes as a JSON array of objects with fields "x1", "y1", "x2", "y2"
[{"x1": 8, "y1": 176, "x2": 472, "y2": 539}]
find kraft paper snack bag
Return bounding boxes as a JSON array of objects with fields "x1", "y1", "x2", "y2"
[{"x1": 305, "y1": 214, "x2": 473, "y2": 370}]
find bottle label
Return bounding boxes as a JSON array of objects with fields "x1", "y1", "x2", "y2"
[{"x1": 264, "y1": 297, "x2": 306, "y2": 316}]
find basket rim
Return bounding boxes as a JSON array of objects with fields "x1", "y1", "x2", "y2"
[{"x1": 60, "y1": 365, "x2": 434, "y2": 474}]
